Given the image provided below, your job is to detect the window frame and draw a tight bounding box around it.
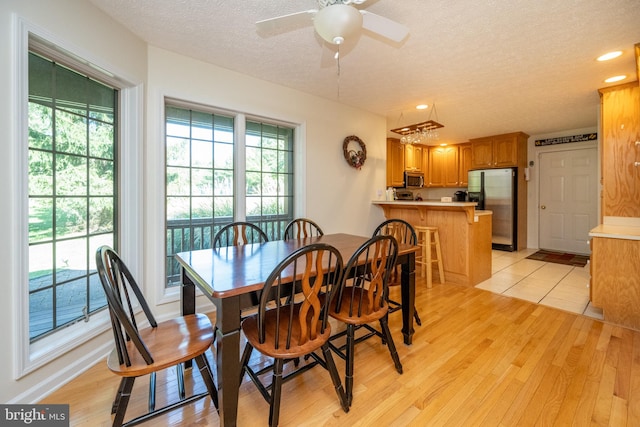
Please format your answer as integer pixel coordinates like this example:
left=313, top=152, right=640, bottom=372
left=27, top=50, right=118, bottom=342
left=163, top=99, right=300, bottom=288
left=12, top=17, right=144, bottom=378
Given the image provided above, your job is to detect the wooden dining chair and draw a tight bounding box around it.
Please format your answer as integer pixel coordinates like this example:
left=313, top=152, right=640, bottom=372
left=283, top=218, right=324, bottom=240
left=328, top=234, right=403, bottom=407
left=213, top=221, right=269, bottom=309
left=373, top=218, right=422, bottom=326
left=239, top=243, right=349, bottom=426
left=213, top=221, right=268, bottom=247
left=95, top=246, right=218, bottom=427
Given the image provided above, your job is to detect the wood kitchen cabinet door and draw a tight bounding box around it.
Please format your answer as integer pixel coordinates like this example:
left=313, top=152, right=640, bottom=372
left=458, top=143, right=472, bottom=186
left=599, top=82, right=640, bottom=217
left=470, top=132, right=527, bottom=169
left=492, top=134, right=519, bottom=167
left=405, top=144, right=424, bottom=172
left=470, top=138, right=493, bottom=168
left=591, top=236, right=640, bottom=329
left=428, top=146, right=459, bottom=187
left=386, top=138, right=405, bottom=187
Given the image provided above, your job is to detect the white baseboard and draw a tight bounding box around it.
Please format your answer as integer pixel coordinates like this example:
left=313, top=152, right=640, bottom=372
left=9, top=341, right=112, bottom=404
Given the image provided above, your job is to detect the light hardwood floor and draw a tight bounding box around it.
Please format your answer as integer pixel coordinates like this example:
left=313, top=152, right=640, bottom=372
left=41, top=274, right=640, bottom=426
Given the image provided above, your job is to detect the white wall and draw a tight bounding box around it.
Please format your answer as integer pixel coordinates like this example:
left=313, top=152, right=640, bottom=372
left=0, top=0, right=388, bottom=403
left=144, top=46, right=388, bottom=316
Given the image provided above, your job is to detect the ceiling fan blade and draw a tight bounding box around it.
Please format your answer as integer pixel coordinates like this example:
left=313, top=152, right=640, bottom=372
left=360, top=10, right=409, bottom=43
left=256, top=9, right=317, bottom=34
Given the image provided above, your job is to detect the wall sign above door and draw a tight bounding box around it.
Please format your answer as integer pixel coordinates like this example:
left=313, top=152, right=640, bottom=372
left=535, top=133, right=597, bottom=146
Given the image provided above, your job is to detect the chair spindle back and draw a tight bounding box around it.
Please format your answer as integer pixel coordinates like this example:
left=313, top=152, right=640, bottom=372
left=96, top=246, right=156, bottom=367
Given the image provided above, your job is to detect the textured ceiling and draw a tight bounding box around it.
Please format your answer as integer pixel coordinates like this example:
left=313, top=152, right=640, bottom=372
left=89, top=0, right=640, bottom=144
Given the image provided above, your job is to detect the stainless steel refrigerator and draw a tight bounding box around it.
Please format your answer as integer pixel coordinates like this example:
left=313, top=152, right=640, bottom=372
left=468, top=168, right=517, bottom=251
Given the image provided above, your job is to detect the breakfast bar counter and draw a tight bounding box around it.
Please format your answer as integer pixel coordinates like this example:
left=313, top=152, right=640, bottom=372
left=373, top=200, right=492, bottom=286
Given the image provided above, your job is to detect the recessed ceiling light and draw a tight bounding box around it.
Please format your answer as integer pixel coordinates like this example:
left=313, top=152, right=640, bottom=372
left=416, top=104, right=428, bottom=110
left=597, top=51, right=623, bottom=61
left=604, top=75, right=627, bottom=83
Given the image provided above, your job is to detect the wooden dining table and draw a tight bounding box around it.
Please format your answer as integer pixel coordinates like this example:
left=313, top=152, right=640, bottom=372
left=176, top=232, right=418, bottom=427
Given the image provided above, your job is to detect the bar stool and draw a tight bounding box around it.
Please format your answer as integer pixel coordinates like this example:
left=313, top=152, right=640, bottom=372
left=414, top=226, right=445, bottom=288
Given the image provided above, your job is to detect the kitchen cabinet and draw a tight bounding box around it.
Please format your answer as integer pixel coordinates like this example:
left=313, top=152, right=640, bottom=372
left=589, top=50, right=640, bottom=330
left=405, top=143, right=424, bottom=172
left=598, top=82, right=640, bottom=217
left=590, top=232, right=640, bottom=330
left=427, top=145, right=459, bottom=187
left=386, top=140, right=474, bottom=189
left=404, top=144, right=424, bottom=172
left=470, top=132, right=528, bottom=169
left=386, top=138, right=405, bottom=187
left=458, top=143, right=472, bottom=186
left=589, top=72, right=640, bottom=330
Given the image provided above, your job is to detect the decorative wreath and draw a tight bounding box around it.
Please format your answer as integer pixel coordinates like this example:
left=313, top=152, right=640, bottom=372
left=343, top=135, right=367, bottom=170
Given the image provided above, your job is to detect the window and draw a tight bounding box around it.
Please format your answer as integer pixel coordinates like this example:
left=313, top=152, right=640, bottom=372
left=245, top=120, right=294, bottom=233
left=27, top=52, right=117, bottom=341
left=165, top=104, right=294, bottom=287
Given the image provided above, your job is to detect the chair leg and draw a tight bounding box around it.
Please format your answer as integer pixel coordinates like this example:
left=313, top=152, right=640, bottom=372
left=379, top=316, right=403, bottom=374
left=269, top=358, right=285, bottom=427
left=426, top=230, right=433, bottom=288
left=345, top=324, right=355, bottom=407
left=176, top=363, right=186, bottom=400
left=148, top=372, right=156, bottom=412
left=414, top=307, right=422, bottom=326
left=321, top=343, right=350, bottom=412
left=239, top=343, right=253, bottom=384
left=194, top=353, right=219, bottom=410
left=112, top=377, right=135, bottom=427
left=111, top=375, right=130, bottom=415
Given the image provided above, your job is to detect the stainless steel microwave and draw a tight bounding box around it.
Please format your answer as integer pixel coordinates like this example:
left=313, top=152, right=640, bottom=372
left=404, top=171, right=424, bottom=188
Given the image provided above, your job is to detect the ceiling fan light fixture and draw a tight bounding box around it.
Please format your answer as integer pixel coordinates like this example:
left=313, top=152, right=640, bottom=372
left=314, top=4, right=363, bottom=45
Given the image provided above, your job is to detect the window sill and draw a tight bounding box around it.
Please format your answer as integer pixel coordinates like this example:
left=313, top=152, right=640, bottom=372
left=21, top=310, right=111, bottom=379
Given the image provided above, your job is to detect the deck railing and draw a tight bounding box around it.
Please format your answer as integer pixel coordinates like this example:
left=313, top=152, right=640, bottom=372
left=166, top=215, right=291, bottom=287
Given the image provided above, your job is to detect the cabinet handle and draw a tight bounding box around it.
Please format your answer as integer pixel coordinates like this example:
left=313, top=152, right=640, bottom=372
left=635, top=162, right=640, bottom=167
left=635, top=140, right=640, bottom=146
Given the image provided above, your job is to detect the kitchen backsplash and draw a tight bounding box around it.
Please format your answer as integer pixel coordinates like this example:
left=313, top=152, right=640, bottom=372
left=412, top=187, right=467, bottom=200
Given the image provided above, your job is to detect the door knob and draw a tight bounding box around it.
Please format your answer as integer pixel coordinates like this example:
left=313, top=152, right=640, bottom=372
left=541, top=205, right=546, bottom=209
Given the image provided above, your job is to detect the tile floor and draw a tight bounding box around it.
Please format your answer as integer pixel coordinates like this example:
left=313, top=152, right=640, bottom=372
left=476, top=248, right=603, bottom=320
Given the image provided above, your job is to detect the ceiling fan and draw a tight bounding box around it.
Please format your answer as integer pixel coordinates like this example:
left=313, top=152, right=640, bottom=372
left=256, top=0, right=409, bottom=47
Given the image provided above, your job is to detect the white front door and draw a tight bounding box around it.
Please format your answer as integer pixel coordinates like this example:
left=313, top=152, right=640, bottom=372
left=538, top=148, right=598, bottom=254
